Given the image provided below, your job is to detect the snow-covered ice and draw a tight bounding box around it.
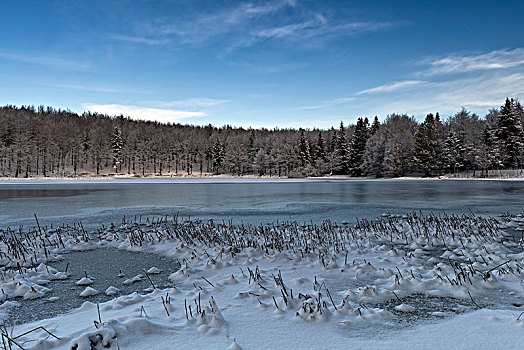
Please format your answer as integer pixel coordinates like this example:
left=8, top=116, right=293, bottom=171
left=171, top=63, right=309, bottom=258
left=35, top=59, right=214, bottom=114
left=1, top=212, right=523, bottom=349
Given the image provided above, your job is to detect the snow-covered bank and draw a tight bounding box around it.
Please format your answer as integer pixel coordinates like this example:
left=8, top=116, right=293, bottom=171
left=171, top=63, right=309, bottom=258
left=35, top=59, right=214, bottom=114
left=14, top=303, right=524, bottom=349
left=2, top=176, right=524, bottom=185
left=2, top=213, right=523, bottom=349
left=0, top=176, right=304, bottom=185
left=1, top=172, right=524, bottom=184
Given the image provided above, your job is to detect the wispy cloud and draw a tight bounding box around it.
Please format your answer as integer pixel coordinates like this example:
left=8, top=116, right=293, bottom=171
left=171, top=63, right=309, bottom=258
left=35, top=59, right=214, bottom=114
left=361, top=72, right=524, bottom=117
left=0, top=52, right=90, bottom=71
left=257, top=18, right=395, bottom=41
left=109, top=35, right=171, bottom=46
left=302, top=97, right=355, bottom=110
left=146, top=0, right=296, bottom=45
left=356, top=80, right=426, bottom=95
left=309, top=48, right=524, bottom=119
left=200, top=0, right=296, bottom=27
left=232, top=61, right=309, bottom=74
left=82, top=104, right=206, bottom=124
left=146, top=97, right=230, bottom=109
left=255, top=14, right=328, bottom=39
left=420, top=48, right=524, bottom=76
left=343, top=48, right=524, bottom=118
left=38, top=82, right=147, bottom=94
left=135, top=0, right=398, bottom=56
left=226, top=15, right=396, bottom=53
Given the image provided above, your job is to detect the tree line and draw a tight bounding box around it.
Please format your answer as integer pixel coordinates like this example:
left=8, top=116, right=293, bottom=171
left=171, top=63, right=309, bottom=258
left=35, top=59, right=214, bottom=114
left=0, top=98, right=522, bottom=178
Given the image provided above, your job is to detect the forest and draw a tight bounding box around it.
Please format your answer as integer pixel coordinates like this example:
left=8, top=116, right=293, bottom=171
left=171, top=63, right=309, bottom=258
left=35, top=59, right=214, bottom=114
left=0, top=98, right=523, bottom=178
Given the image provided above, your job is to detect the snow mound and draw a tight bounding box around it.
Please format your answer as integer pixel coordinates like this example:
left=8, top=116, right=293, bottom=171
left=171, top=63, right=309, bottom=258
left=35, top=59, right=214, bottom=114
left=105, top=286, right=121, bottom=296
left=131, top=275, right=143, bottom=282
left=23, top=286, right=48, bottom=300
left=80, top=287, right=99, bottom=298
left=395, top=303, right=416, bottom=312
left=229, top=339, right=243, bottom=350
left=69, top=318, right=170, bottom=350
left=76, top=277, right=94, bottom=286
left=147, top=267, right=161, bottom=274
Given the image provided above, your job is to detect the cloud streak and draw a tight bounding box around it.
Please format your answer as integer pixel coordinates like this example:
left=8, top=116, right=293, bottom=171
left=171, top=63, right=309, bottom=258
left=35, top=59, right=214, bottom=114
left=356, top=80, right=426, bottom=95
left=226, top=16, right=397, bottom=54
left=146, top=97, right=230, bottom=109
left=360, top=72, right=524, bottom=117
left=302, top=97, right=355, bottom=110
left=109, top=35, right=171, bottom=46
left=82, top=104, right=206, bottom=124
left=307, top=48, right=524, bottom=119
left=145, top=0, right=296, bottom=45
left=0, top=52, right=90, bottom=71
left=340, top=48, right=524, bottom=118
left=257, top=18, right=395, bottom=41
left=135, top=0, right=399, bottom=56
left=38, top=82, right=147, bottom=94
left=420, top=48, right=524, bottom=76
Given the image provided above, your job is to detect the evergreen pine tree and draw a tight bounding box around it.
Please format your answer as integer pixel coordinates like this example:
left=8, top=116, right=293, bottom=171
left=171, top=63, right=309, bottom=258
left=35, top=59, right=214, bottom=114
left=314, top=131, right=327, bottom=162
left=298, top=128, right=311, bottom=166
left=481, top=125, right=501, bottom=174
left=362, top=129, right=385, bottom=178
left=348, top=117, right=370, bottom=176
left=413, top=113, right=442, bottom=176
left=370, top=116, right=380, bottom=135
left=497, top=98, right=524, bottom=168
left=432, top=114, right=444, bottom=174
left=442, top=131, right=461, bottom=174
left=331, top=122, right=350, bottom=175
left=459, top=130, right=477, bottom=172
left=517, top=101, right=524, bottom=127
left=211, top=139, right=224, bottom=174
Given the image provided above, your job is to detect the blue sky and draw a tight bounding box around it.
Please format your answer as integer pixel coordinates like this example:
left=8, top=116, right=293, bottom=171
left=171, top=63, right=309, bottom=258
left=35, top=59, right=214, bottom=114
left=1, top=0, right=523, bottom=128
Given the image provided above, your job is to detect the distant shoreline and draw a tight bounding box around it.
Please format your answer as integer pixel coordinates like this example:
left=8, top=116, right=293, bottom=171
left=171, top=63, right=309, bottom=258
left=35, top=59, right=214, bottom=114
left=0, top=173, right=523, bottom=183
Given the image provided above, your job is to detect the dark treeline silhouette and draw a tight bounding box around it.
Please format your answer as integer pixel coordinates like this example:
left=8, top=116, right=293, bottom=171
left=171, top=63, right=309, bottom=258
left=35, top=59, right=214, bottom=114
left=0, top=98, right=523, bottom=178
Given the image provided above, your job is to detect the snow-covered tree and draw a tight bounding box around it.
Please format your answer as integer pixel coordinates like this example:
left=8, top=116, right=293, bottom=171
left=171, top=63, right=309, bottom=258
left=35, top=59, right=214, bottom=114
left=370, top=116, right=380, bottom=136
left=348, top=117, right=370, bottom=176
left=383, top=114, right=416, bottom=177
left=313, top=130, right=327, bottom=162
left=211, top=139, right=225, bottom=174
left=111, top=126, right=123, bottom=173
left=497, top=98, right=524, bottom=168
left=254, top=149, right=268, bottom=176
left=0, top=97, right=521, bottom=178
left=442, top=131, right=462, bottom=174
left=331, top=122, right=350, bottom=175
left=362, top=124, right=385, bottom=178
left=298, top=128, right=311, bottom=166
left=413, top=113, right=443, bottom=176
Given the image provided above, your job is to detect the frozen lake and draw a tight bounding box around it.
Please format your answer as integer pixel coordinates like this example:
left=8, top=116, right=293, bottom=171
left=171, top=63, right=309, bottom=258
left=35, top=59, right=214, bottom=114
left=0, top=178, right=523, bottom=229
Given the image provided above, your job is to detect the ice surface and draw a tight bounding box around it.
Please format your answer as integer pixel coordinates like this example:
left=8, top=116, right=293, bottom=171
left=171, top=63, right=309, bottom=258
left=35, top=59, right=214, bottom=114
left=1, top=179, right=524, bottom=231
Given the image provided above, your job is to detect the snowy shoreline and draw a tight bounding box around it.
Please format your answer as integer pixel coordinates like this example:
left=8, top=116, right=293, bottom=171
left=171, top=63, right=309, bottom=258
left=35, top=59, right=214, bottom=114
left=0, top=174, right=523, bottom=184
left=1, top=213, right=523, bottom=349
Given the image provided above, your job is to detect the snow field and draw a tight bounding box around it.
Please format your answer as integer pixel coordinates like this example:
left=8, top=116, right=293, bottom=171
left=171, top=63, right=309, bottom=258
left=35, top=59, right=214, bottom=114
left=1, top=212, right=523, bottom=349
